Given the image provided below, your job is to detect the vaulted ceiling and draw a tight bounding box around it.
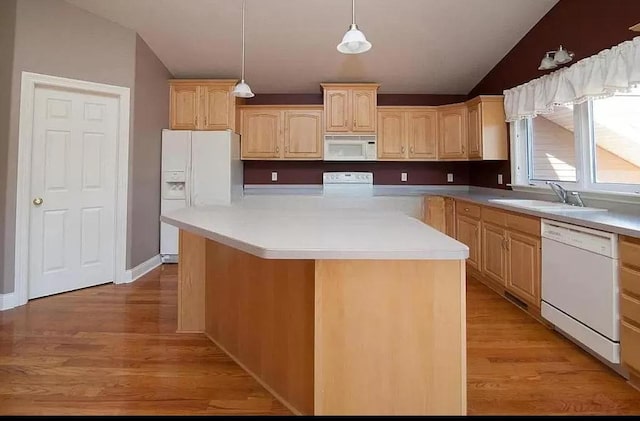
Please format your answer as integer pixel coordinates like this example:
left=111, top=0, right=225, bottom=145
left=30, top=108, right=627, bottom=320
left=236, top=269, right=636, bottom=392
left=66, top=0, right=558, bottom=94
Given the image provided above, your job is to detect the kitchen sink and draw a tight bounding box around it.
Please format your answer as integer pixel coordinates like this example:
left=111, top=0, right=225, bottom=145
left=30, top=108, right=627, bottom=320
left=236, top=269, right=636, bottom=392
left=488, top=198, right=607, bottom=212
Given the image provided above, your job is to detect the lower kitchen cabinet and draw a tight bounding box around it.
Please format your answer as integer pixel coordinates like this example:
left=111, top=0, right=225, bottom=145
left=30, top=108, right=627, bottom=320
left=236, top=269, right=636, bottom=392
left=456, top=214, right=481, bottom=272
left=482, top=222, right=507, bottom=286
left=506, top=231, right=541, bottom=307
left=620, top=235, right=640, bottom=388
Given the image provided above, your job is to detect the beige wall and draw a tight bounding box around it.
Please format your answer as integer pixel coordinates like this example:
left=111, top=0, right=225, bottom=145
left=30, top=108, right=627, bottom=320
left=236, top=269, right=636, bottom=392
left=129, top=35, right=172, bottom=267
left=0, top=0, right=17, bottom=296
left=2, top=0, right=171, bottom=294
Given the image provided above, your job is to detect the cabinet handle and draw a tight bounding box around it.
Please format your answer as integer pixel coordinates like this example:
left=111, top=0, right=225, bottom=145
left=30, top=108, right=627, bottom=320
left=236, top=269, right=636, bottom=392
left=285, top=146, right=288, bottom=153
left=401, top=146, right=405, bottom=153
left=462, top=145, right=465, bottom=153
left=410, top=147, right=414, bottom=153
left=505, top=238, right=510, bottom=251
left=204, top=116, right=207, bottom=126
left=353, top=119, right=356, bottom=127
left=276, top=146, right=280, bottom=153
left=465, top=208, right=470, bottom=212
left=195, top=116, right=198, bottom=126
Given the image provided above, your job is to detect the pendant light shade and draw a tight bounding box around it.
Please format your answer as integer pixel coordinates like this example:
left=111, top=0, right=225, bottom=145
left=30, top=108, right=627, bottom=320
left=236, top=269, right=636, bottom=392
left=553, top=45, right=572, bottom=65
left=233, top=0, right=254, bottom=98
left=538, top=52, right=557, bottom=71
left=337, top=0, right=371, bottom=54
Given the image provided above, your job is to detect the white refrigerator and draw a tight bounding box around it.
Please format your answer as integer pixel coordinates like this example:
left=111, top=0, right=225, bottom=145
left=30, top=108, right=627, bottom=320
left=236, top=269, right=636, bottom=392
left=160, top=129, right=243, bottom=263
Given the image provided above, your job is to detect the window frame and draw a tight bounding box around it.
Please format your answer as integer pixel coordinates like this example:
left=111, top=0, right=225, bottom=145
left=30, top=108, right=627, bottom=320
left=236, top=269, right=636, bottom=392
left=511, top=98, right=640, bottom=197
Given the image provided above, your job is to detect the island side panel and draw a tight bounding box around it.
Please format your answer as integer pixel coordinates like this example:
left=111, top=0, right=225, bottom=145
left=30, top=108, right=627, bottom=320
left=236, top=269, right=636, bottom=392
left=314, top=259, right=467, bottom=415
left=204, top=239, right=316, bottom=415
left=177, top=230, right=206, bottom=332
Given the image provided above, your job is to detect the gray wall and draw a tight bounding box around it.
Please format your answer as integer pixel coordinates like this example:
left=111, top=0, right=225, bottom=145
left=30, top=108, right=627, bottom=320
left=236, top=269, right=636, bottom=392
left=3, top=0, right=170, bottom=294
left=129, top=35, right=172, bottom=267
left=0, top=0, right=17, bottom=295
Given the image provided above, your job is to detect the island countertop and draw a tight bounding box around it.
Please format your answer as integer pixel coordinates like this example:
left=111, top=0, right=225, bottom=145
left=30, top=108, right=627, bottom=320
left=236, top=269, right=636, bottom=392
left=161, top=205, right=469, bottom=260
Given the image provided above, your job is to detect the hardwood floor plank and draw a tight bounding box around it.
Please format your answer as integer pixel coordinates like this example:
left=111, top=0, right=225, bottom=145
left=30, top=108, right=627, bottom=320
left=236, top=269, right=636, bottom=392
left=0, top=264, right=638, bottom=415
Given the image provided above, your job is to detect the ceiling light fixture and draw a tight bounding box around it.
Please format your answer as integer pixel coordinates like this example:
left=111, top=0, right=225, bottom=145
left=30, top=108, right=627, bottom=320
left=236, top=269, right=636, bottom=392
left=538, top=45, right=575, bottom=71
left=232, top=0, right=254, bottom=98
left=337, top=0, right=371, bottom=54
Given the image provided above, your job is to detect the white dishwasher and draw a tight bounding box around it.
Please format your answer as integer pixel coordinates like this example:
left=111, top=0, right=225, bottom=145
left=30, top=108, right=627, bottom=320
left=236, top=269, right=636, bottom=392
left=541, top=219, right=620, bottom=364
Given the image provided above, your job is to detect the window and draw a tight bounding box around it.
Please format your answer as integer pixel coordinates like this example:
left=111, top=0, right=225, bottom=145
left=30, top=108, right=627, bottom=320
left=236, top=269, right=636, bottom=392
left=512, top=89, right=640, bottom=195
left=528, top=105, right=577, bottom=182
left=591, top=93, right=640, bottom=186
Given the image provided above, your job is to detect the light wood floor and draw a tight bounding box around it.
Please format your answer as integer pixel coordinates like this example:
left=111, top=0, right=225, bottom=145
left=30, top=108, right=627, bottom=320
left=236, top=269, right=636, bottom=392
left=1, top=264, right=639, bottom=415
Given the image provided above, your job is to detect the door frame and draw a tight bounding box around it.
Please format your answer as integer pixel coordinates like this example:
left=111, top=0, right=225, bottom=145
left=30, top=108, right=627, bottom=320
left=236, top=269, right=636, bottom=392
left=14, top=71, right=131, bottom=306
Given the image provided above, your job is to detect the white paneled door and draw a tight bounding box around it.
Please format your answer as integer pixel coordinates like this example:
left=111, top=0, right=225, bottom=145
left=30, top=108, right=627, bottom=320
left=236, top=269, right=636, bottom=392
left=28, top=87, right=118, bottom=299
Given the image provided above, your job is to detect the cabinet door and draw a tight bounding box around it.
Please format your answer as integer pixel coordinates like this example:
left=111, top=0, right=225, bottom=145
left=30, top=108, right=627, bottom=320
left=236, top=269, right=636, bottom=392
left=444, top=198, right=456, bottom=238
left=325, top=90, right=350, bottom=132
left=482, top=223, right=507, bottom=286
left=351, top=89, right=377, bottom=132
left=284, top=110, right=323, bottom=159
left=241, top=110, right=282, bottom=159
left=407, top=110, right=437, bottom=159
left=170, top=84, right=199, bottom=130
left=467, top=102, right=482, bottom=159
left=425, top=196, right=446, bottom=232
left=202, top=85, right=232, bottom=130
left=506, top=231, right=541, bottom=307
left=456, top=215, right=481, bottom=271
left=377, top=111, right=406, bottom=159
left=438, top=106, right=468, bottom=160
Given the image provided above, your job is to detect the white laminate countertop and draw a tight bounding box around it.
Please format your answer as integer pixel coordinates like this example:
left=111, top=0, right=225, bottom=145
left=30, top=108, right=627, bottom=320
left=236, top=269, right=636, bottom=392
left=161, top=206, right=469, bottom=260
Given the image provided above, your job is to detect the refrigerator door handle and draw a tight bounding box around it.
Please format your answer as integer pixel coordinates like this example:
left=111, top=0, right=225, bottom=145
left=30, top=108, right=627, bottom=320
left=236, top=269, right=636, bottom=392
left=186, top=134, right=193, bottom=207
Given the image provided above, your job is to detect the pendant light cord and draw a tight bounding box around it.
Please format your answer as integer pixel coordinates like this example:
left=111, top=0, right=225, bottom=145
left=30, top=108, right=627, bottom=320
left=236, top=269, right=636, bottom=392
left=352, top=0, right=356, bottom=25
left=241, top=0, right=246, bottom=81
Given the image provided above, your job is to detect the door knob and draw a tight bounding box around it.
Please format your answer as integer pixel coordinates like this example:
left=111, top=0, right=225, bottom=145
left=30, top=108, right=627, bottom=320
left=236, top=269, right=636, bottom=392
left=33, top=197, right=43, bottom=206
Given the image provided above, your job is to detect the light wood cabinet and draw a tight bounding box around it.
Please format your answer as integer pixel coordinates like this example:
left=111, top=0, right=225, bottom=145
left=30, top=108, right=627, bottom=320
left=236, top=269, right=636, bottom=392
left=378, top=107, right=438, bottom=160
left=321, top=83, right=379, bottom=133
left=424, top=196, right=456, bottom=237
left=482, top=222, right=507, bottom=286
left=438, top=104, right=468, bottom=160
left=506, top=231, right=541, bottom=307
left=169, top=79, right=237, bottom=131
left=620, top=236, right=640, bottom=387
left=240, top=106, right=323, bottom=160
left=466, top=96, right=508, bottom=160
left=456, top=214, right=481, bottom=271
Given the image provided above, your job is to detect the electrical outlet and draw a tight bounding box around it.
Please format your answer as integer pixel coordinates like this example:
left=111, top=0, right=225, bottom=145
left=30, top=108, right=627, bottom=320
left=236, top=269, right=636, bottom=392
left=401, top=172, right=408, bottom=182
left=498, top=174, right=504, bottom=185
left=271, top=171, right=278, bottom=182
left=447, top=173, right=454, bottom=183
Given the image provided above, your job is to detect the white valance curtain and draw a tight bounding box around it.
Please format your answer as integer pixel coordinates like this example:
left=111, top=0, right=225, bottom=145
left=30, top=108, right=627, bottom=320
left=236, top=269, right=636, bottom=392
left=503, top=36, right=640, bottom=122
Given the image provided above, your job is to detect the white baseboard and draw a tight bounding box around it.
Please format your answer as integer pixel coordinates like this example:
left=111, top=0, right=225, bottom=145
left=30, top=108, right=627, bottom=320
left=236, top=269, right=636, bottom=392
left=0, top=292, right=18, bottom=311
left=119, top=254, right=162, bottom=284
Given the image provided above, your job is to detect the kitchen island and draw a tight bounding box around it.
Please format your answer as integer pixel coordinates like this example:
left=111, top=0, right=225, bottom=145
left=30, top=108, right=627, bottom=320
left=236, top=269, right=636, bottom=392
left=161, top=206, right=469, bottom=415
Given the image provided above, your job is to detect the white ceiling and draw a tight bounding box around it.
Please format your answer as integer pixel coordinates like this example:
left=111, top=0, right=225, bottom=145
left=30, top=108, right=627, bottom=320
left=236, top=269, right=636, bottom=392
left=66, top=0, right=559, bottom=94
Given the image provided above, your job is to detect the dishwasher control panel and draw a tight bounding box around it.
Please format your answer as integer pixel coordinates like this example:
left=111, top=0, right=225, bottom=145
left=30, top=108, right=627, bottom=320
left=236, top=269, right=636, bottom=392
left=541, top=219, right=618, bottom=258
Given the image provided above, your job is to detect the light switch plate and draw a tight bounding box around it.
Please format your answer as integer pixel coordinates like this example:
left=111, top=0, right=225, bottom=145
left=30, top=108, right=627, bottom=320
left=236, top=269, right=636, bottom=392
left=447, top=173, right=454, bottom=183
left=271, top=171, right=278, bottom=182
left=498, top=174, right=504, bottom=185
left=401, top=172, right=408, bottom=182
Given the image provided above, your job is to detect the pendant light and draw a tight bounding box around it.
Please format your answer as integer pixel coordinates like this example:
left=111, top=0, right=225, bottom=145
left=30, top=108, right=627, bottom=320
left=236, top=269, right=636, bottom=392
left=232, top=0, right=254, bottom=98
left=337, top=0, right=372, bottom=54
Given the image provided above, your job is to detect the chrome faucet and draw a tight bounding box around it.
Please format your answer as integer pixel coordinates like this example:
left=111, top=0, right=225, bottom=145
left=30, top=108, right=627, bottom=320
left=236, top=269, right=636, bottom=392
left=568, top=191, right=585, bottom=207
left=547, top=181, right=568, bottom=204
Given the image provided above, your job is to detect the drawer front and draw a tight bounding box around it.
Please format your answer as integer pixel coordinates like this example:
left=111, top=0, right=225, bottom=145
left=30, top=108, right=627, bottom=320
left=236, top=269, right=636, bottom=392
left=621, top=266, right=640, bottom=298
left=506, top=213, right=541, bottom=237
left=456, top=201, right=481, bottom=219
left=621, top=321, right=640, bottom=373
left=482, top=207, right=507, bottom=227
left=622, top=293, right=640, bottom=325
left=621, top=237, right=640, bottom=270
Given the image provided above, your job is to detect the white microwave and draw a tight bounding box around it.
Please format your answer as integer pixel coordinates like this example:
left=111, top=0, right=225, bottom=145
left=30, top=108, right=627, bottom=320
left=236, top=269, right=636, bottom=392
left=324, top=135, right=377, bottom=161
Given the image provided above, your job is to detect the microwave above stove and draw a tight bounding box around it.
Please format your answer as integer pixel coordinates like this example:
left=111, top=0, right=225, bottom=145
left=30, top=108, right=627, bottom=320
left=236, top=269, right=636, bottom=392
left=324, top=135, right=377, bottom=161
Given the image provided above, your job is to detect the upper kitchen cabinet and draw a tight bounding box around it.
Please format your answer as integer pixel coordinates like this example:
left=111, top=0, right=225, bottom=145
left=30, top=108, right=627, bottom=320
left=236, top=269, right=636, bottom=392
left=466, top=96, right=508, bottom=160
left=377, top=107, right=438, bottom=160
left=169, top=79, right=238, bottom=131
left=239, top=106, right=323, bottom=160
left=438, top=103, right=468, bottom=160
left=321, top=83, right=379, bottom=133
